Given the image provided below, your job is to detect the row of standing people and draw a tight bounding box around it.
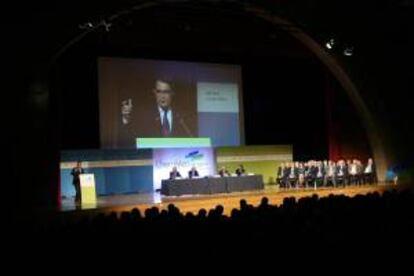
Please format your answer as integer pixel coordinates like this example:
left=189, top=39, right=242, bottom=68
left=276, top=158, right=377, bottom=188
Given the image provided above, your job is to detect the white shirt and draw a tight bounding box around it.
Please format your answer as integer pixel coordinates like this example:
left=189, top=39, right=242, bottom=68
left=364, top=164, right=372, bottom=173
left=338, top=166, right=344, bottom=176
left=158, top=106, right=173, bottom=131
left=317, top=168, right=322, bottom=178
left=350, top=164, right=357, bottom=175
left=328, top=166, right=335, bottom=176
left=289, top=168, right=296, bottom=178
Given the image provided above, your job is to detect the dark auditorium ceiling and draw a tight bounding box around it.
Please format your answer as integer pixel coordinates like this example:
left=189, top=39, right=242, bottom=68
left=5, top=0, right=413, bottom=65
left=5, top=1, right=414, bottom=136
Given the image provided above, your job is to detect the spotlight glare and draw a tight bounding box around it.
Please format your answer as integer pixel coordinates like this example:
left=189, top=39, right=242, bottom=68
left=79, top=22, right=94, bottom=30
left=325, top=38, right=335, bottom=50
left=344, top=47, right=354, bottom=56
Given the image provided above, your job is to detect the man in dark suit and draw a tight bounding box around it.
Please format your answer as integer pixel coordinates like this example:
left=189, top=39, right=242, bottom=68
left=276, top=163, right=285, bottom=187
left=364, top=158, right=377, bottom=184
left=141, top=79, right=194, bottom=137
left=288, top=162, right=298, bottom=188
left=305, top=161, right=317, bottom=188
left=235, top=164, right=246, bottom=176
left=336, top=160, right=347, bottom=186
left=169, top=166, right=182, bottom=180
left=118, top=79, right=196, bottom=148
left=71, top=161, right=85, bottom=204
left=152, top=79, right=194, bottom=137
left=188, top=166, right=200, bottom=179
left=218, top=166, right=230, bottom=177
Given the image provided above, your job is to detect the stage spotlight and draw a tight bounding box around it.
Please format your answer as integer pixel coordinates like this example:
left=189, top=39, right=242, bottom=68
left=344, top=47, right=354, bottom=56
left=325, top=38, right=335, bottom=50
left=79, top=22, right=94, bottom=29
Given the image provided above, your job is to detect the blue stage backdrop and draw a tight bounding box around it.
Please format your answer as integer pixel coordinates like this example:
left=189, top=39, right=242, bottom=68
left=60, top=149, right=153, bottom=198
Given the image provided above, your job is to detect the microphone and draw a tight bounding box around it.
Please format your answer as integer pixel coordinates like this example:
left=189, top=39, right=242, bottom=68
left=176, top=112, right=194, bottom=137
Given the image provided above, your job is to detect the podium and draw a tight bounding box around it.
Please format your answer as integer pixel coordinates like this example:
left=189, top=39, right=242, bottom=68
left=79, top=173, right=97, bottom=206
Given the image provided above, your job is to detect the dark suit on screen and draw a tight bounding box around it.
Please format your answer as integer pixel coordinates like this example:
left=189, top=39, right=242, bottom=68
left=119, top=106, right=195, bottom=148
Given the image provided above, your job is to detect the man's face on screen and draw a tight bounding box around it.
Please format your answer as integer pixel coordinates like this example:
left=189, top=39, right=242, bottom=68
left=154, top=80, right=173, bottom=110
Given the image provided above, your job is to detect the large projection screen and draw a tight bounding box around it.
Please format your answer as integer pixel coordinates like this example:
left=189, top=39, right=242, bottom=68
left=98, top=57, right=245, bottom=148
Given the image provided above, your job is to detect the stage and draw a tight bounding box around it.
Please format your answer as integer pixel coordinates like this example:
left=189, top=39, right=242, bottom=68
left=61, top=183, right=398, bottom=216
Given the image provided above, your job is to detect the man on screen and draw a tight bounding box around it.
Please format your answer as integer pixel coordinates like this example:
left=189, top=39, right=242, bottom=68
left=152, top=79, right=193, bottom=137
left=117, top=78, right=196, bottom=147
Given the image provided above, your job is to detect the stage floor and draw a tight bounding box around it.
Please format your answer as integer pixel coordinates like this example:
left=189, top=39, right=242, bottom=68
left=61, top=183, right=398, bottom=216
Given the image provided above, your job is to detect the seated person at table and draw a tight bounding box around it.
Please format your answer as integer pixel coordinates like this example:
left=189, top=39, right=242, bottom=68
left=169, top=166, right=182, bottom=180
left=235, top=164, right=246, bottom=176
left=188, top=166, right=199, bottom=179
left=218, top=166, right=231, bottom=177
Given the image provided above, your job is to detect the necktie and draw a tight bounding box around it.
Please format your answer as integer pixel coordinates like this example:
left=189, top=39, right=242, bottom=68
left=162, top=110, right=170, bottom=136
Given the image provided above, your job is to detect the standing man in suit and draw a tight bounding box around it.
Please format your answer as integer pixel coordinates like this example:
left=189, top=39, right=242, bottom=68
left=71, top=161, right=85, bottom=204
left=277, top=163, right=286, bottom=187
left=288, top=162, right=298, bottom=188
left=336, top=160, right=347, bottom=186
left=364, top=158, right=377, bottom=184
left=325, top=160, right=337, bottom=187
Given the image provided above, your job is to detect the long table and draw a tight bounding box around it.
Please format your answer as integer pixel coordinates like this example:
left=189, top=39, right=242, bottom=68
left=161, top=175, right=264, bottom=196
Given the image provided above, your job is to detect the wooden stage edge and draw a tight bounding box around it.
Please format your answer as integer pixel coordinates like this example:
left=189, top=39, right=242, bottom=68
left=68, top=183, right=406, bottom=217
